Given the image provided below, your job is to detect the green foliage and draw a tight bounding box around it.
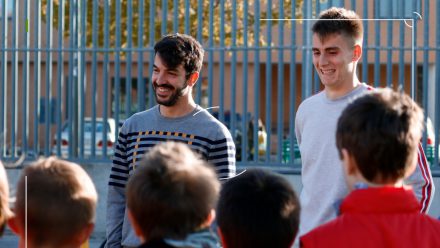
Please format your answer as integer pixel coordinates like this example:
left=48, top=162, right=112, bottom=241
left=41, top=0, right=304, bottom=48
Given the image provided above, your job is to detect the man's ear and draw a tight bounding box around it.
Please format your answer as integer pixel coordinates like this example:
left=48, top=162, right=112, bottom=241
left=187, top=72, right=199, bottom=87
left=352, top=44, right=362, bottom=61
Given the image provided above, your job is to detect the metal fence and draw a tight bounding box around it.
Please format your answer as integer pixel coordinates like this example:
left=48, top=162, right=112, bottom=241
left=0, top=0, right=439, bottom=171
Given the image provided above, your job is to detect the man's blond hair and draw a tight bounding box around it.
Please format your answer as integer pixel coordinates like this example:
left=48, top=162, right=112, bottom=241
left=15, top=157, right=97, bottom=246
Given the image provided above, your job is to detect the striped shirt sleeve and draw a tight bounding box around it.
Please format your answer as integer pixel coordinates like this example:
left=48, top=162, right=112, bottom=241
left=208, top=133, right=236, bottom=180
left=106, top=125, right=129, bottom=247
left=109, top=129, right=129, bottom=188
left=404, top=143, right=435, bottom=213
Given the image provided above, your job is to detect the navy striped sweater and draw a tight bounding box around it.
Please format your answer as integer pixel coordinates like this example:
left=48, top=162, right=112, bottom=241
left=106, top=105, right=236, bottom=247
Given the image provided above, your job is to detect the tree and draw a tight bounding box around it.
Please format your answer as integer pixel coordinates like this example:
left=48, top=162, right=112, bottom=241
left=41, top=0, right=305, bottom=49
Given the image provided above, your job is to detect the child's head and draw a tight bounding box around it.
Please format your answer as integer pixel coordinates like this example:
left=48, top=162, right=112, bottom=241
left=217, top=169, right=300, bottom=248
left=336, top=88, right=424, bottom=187
left=0, top=161, right=12, bottom=236
left=126, top=142, right=220, bottom=242
left=10, top=157, right=97, bottom=248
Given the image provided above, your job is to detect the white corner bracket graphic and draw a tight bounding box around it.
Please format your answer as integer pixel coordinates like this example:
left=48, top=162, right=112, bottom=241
left=403, top=11, right=422, bottom=28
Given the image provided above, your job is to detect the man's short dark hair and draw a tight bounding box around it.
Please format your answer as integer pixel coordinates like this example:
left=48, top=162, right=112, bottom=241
left=312, top=7, right=363, bottom=45
left=154, top=33, right=204, bottom=78
left=336, top=88, right=424, bottom=183
left=217, top=169, right=300, bottom=248
left=126, top=142, right=220, bottom=240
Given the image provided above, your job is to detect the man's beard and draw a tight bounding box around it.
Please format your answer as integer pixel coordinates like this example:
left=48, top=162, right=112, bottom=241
left=153, top=81, right=187, bottom=107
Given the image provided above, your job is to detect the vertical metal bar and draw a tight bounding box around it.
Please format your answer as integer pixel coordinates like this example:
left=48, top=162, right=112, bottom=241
left=103, top=0, right=110, bottom=156
left=68, top=0, right=74, bottom=157
left=32, top=0, right=41, bottom=157
left=195, top=0, right=203, bottom=105
left=265, top=0, right=272, bottom=162
left=290, top=3, right=297, bottom=163
left=230, top=0, right=237, bottom=160
left=386, top=0, right=393, bottom=87
left=361, top=1, right=368, bottom=83
left=79, top=0, right=87, bottom=157
left=208, top=0, right=214, bottom=108
left=10, top=0, right=18, bottom=157
left=56, top=0, right=65, bottom=156
left=410, top=9, right=416, bottom=100
left=125, top=0, right=133, bottom=118
left=434, top=0, right=440, bottom=167
left=147, top=0, right=156, bottom=108
left=173, top=0, right=178, bottom=33
left=411, top=24, right=417, bottom=101
left=44, top=0, right=53, bottom=156
left=398, top=5, right=405, bottom=89
left=253, top=1, right=260, bottom=162
left=422, top=0, right=429, bottom=153
left=137, top=0, right=145, bottom=113
left=373, top=12, right=380, bottom=88
left=351, top=0, right=356, bottom=10
left=219, top=0, right=225, bottom=122
left=91, top=0, right=98, bottom=157
left=277, top=0, right=284, bottom=163
left=313, top=0, right=321, bottom=94
left=0, top=0, right=6, bottom=157
left=67, top=1, right=74, bottom=158
left=74, top=0, right=81, bottom=159
left=184, top=0, right=190, bottom=34
left=161, top=0, right=167, bottom=35
left=126, top=0, right=133, bottom=120
left=302, top=0, right=312, bottom=100
left=115, top=0, right=122, bottom=139
left=22, top=0, right=31, bottom=157
left=242, top=0, right=248, bottom=162
left=0, top=0, right=8, bottom=158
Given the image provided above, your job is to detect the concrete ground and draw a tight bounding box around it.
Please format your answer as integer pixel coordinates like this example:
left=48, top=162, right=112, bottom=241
left=1, top=163, right=439, bottom=247
left=0, top=229, right=105, bottom=248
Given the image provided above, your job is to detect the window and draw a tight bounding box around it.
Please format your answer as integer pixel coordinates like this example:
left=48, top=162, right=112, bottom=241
left=376, top=0, right=421, bottom=19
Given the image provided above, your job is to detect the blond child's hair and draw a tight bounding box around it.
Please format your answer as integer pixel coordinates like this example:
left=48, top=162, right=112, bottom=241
left=14, top=157, right=97, bottom=247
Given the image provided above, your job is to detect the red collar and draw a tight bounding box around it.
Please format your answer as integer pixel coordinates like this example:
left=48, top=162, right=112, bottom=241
left=341, top=187, right=421, bottom=214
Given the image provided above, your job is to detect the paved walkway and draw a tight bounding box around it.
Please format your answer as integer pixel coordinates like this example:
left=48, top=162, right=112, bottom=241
left=0, top=229, right=106, bottom=248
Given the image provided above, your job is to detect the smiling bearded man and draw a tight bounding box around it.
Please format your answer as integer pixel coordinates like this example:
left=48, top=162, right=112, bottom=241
left=106, top=33, right=236, bottom=248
